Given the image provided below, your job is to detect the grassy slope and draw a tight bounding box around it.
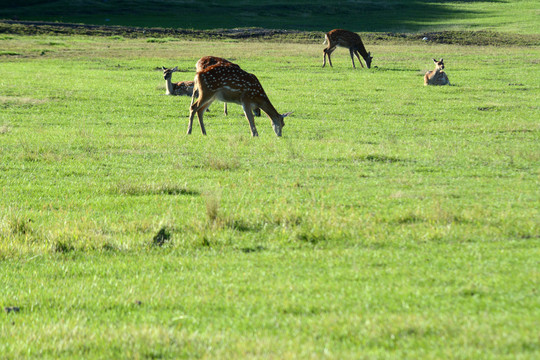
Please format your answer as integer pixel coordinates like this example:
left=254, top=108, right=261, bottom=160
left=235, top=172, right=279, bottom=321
left=0, top=36, right=539, bottom=358
left=0, top=0, right=539, bottom=34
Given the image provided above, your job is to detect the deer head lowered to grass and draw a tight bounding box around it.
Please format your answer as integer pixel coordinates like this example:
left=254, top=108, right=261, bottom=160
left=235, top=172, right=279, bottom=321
left=323, top=29, right=373, bottom=69
left=188, top=63, right=291, bottom=137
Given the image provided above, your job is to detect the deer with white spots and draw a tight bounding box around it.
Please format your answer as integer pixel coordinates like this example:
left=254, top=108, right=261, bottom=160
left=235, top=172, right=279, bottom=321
left=424, top=58, right=450, bottom=86
left=188, top=64, right=291, bottom=137
left=192, top=56, right=260, bottom=116
left=162, top=67, right=194, bottom=96
left=323, top=29, right=373, bottom=69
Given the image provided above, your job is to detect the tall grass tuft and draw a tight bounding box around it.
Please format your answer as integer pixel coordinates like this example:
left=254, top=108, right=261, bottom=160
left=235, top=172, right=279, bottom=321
left=204, top=191, right=221, bottom=226
left=205, top=154, right=240, bottom=171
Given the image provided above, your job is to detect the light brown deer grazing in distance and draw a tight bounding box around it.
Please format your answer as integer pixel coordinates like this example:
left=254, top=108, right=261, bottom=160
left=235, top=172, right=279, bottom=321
left=193, top=56, right=260, bottom=116
left=188, top=64, right=291, bottom=137
left=162, top=66, right=194, bottom=96
left=323, top=29, right=373, bottom=69
left=424, top=59, right=450, bottom=86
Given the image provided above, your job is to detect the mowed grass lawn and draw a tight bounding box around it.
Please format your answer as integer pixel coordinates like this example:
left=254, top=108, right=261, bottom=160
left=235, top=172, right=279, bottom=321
left=0, top=36, right=539, bottom=358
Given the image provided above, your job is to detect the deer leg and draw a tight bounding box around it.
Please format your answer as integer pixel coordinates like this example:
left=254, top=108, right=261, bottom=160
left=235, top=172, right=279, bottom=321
left=191, top=87, right=210, bottom=113
left=197, top=99, right=215, bottom=135
left=197, top=108, right=206, bottom=135
left=242, top=103, right=259, bottom=137
left=187, top=88, right=199, bottom=134
left=224, top=103, right=228, bottom=116
left=349, top=48, right=357, bottom=69
left=327, top=48, right=335, bottom=67
left=354, top=50, right=365, bottom=68
left=187, top=97, right=199, bottom=134
left=323, top=47, right=336, bottom=67
left=189, top=96, right=213, bottom=135
left=187, top=107, right=196, bottom=135
left=189, top=88, right=198, bottom=108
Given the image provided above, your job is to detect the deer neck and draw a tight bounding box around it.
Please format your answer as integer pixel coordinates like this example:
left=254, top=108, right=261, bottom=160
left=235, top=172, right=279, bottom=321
left=434, top=67, right=445, bottom=79
left=428, top=66, right=441, bottom=79
left=258, top=97, right=280, bottom=120
left=354, top=41, right=369, bottom=60
left=165, top=77, right=175, bottom=95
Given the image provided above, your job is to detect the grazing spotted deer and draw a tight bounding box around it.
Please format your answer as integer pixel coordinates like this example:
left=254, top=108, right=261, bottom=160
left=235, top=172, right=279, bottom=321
left=188, top=64, right=291, bottom=137
left=193, top=56, right=260, bottom=116
left=323, top=29, right=373, bottom=69
left=424, top=59, right=450, bottom=86
left=162, top=67, right=194, bottom=96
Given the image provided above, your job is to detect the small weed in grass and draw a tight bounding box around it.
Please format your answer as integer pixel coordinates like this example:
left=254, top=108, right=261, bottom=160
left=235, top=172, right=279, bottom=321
left=4, top=306, right=20, bottom=314
left=201, top=236, right=211, bottom=247
left=239, top=245, right=266, bottom=253
left=53, top=239, right=75, bottom=253
left=151, top=226, right=171, bottom=247
left=9, top=217, right=32, bottom=236
left=101, top=242, right=118, bottom=252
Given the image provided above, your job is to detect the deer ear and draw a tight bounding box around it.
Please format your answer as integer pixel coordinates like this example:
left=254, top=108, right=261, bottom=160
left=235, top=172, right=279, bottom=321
left=281, top=111, right=293, bottom=118
left=172, top=66, right=178, bottom=72
left=162, top=66, right=166, bottom=70
left=433, top=58, right=438, bottom=62
left=440, top=59, right=443, bottom=62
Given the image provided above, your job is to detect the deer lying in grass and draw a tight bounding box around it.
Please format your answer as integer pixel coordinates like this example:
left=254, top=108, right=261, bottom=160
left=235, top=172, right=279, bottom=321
left=193, top=56, right=260, bottom=116
left=424, top=59, right=450, bottom=86
left=188, top=64, right=291, bottom=137
left=162, top=66, right=194, bottom=96
left=162, top=65, right=219, bottom=114
left=323, top=29, right=373, bottom=69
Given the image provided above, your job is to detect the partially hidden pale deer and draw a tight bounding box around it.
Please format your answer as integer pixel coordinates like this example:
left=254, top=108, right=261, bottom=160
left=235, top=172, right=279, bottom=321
left=424, top=59, right=450, bottom=86
left=188, top=64, right=291, bottom=137
left=323, top=29, right=373, bottom=69
left=193, top=56, right=260, bottom=116
left=162, top=66, right=194, bottom=96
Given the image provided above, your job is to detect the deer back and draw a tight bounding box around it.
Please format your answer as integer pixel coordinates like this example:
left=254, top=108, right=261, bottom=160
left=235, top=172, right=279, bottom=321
left=327, top=29, right=362, bottom=48
left=197, top=65, right=266, bottom=100
left=173, top=81, right=195, bottom=96
left=196, top=56, right=238, bottom=73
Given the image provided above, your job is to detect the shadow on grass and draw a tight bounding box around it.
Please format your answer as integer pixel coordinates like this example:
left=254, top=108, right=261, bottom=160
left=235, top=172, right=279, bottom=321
left=0, top=1, right=504, bottom=32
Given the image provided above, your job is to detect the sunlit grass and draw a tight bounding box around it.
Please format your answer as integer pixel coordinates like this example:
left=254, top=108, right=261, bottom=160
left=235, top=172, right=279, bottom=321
left=0, top=35, right=539, bottom=358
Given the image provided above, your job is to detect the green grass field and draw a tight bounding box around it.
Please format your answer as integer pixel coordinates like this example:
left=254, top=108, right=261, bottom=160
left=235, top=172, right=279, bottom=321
left=1, top=1, right=539, bottom=358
